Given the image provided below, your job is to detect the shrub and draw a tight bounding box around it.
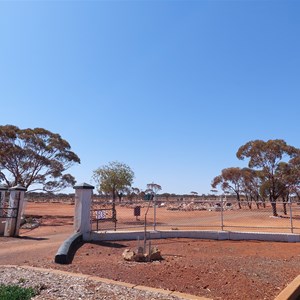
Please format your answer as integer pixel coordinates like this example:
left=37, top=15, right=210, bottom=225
left=0, top=284, right=37, bottom=300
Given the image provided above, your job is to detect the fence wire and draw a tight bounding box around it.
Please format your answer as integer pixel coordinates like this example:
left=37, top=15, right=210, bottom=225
left=91, top=198, right=300, bottom=233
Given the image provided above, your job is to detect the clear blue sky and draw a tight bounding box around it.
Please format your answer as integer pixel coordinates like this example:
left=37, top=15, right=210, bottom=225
left=1, top=0, right=299, bottom=195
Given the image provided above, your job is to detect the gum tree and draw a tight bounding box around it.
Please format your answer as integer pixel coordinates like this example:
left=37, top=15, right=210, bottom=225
left=288, top=156, right=300, bottom=201
left=236, top=139, right=300, bottom=216
left=211, top=167, right=244, bottom=209
left=0, top=125, right=80, bottom=192
left=241, top=168, right=265, bottom=209
left=93, top=161, right=134, bottom=203
left=146, top=182, right=162, bottom=194
left=93, top=161, right=134, bottom=223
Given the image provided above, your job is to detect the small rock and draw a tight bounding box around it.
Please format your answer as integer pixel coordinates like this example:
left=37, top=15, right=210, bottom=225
left=149, top=247, right=162, bottom=261
left=134, top=253, right=147, bottom=262
left=122, top=249, right=135, bottom=261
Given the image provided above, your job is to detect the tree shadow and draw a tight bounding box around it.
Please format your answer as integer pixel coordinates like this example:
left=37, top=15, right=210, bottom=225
left=279, top=214, right=300, bottom=220
left=87, top=240, right=127, bottom=248
left=122, top=221, right=166, bottom=226
left=17, top=236, right=49, bottom=241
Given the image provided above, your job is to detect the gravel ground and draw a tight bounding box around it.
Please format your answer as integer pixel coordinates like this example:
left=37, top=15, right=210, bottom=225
left=0, top=266, right=199, bottom=300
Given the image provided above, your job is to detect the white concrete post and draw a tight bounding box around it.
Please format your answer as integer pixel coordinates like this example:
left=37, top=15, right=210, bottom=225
left=4, top=184, right=27, bottom=237
left=73, top=182, right=94, bottom=241
left=0, top=185, right=8, bottom=235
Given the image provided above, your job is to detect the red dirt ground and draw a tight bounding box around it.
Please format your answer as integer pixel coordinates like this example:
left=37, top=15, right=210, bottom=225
left=1, top=202, right=300, bottom=300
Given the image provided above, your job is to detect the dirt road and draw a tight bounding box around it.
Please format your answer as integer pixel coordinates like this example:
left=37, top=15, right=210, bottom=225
left=0, top=224, right=73, bottom=265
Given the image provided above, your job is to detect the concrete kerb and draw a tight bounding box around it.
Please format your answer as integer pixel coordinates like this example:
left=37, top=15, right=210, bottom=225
left=3, top=265, right=211, bottom=300
left=54, top=232, right=83, bottom=264
left=275, top=275, right=300, bottom=300
left=88, top=229, right=300, bottom=243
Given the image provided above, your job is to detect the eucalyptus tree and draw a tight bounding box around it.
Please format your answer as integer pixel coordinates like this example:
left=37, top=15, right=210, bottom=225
left=236, top=139, right=300, bottom=216
left=93, top=161, right=134, bottom=203
left=274, top=159, right=300, bottom=213
left=131, top=187, right=141, bottom=202
left=146, top=182, right=162, bottom=194
left=287, top=156, right=300, bottom=203
left=0, top=125, right=80, bottom=192
left=240, top=168, right=265, bottom=209
left=211, top=167, right=244, bottom=209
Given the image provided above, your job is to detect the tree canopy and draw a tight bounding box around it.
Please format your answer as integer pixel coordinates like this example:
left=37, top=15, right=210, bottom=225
left=211, top=167, right=244, bottom=208
left=0, top=125, right=80, bottom=192
left=146, top=182, right=162, bottom=194
left=237, top=139, right=300, bottom=215
left=212, top=139, right=300, bottom=216
left=93, top=161, right=134, bottom=202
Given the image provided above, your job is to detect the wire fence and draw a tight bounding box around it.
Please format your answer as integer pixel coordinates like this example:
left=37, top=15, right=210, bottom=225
left=91, top=198, right=300, bottom=234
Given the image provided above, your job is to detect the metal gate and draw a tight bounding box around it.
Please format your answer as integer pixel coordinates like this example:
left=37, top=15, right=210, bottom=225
left=91, top=198, right=117, bottom=231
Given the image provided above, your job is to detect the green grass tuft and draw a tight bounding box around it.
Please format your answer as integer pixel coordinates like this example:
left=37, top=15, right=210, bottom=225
left=0, top=284, right=37, bottom=300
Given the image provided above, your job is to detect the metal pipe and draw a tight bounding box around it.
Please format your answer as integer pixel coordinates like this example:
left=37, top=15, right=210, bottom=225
left=144, top=199, right=151, bottom=252
left=221, top=196, right=224, bottom=231
left=289, top=197, right=294, bottom=233
left=153, top=193, right=157, bottom=231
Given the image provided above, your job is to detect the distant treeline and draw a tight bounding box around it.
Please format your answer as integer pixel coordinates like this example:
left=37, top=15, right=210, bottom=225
left=25, top=192, right=237, bottom=203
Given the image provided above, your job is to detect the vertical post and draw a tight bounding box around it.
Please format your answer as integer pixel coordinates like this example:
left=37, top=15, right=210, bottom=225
left=73, top=182, right=94, bottom=241
left=153, top=192, right=157, bottom=231
left=4, top=184, right=27, bottom=237
left=221, top=196, right=224, bottom=231
left=289, top=197, right=294, bottom=234
left=0, top=185, right=8, bottom=235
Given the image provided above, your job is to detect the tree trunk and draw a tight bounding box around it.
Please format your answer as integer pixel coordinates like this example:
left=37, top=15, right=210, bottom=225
left=296, top=192, right=300, bottom=204
left=112, top=190, right=117, bottom=226
left=236, top=193, right=241, bottom=209
left=282, top=196, right=288, bottom=215
left=245, top=194, right=252, bottom=209
left=255, top=195, right=260, bottom=209
left=118, top=193, right=122, bottom=202
left=271, top=201, right=278, bottom=217
left=283, top=203, right=287, bottom=215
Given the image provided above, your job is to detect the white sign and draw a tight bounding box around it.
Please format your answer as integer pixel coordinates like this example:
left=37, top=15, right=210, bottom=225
left=96, top=210, right=106, bottom=220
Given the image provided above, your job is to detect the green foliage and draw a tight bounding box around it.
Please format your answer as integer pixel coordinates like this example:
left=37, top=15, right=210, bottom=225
left=212, top=139, right=300, bottom=216
left=0, top=125, right=80, bottom=192
left=93, top=161, right=134, bottom=201
left=236, top=139, right=299, bottom=171
left=146, top=182, right=162, bottom=193
left=211, top=167, right=244, bottom=194
left=236, top=139, right=300, bottom=203
left=143, top=193, right=154, bottom=201
left=0, top=284, right=37, bottom=300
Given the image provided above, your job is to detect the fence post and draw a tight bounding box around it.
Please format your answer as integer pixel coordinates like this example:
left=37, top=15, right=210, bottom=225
left=153, top=193, right=157, bottom=231
left=221, top=196, right=224, bottom=231
left=4, top=184, right=27, bottom=237
left=0, top=185, right=8, bottom=235
left=73, top=182, right=94, bottom=241
left=289, top=198, right=294, bottom=234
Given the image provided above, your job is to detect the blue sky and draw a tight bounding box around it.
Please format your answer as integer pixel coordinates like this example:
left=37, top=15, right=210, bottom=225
left=1, top=0, right=300, bottom=195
